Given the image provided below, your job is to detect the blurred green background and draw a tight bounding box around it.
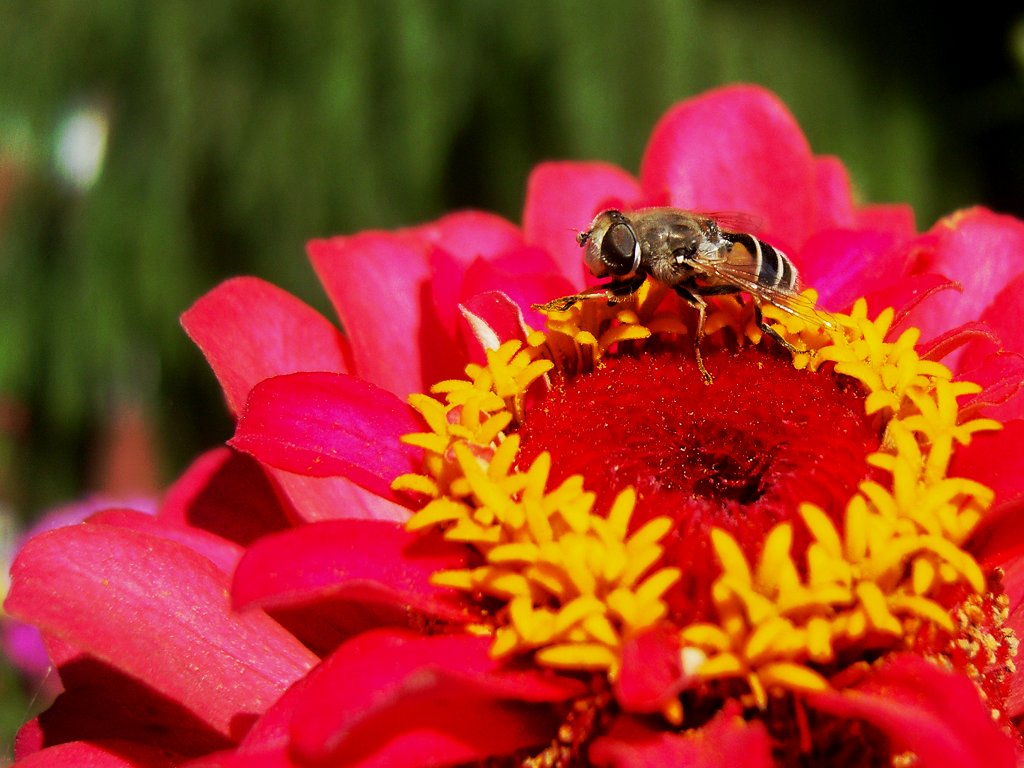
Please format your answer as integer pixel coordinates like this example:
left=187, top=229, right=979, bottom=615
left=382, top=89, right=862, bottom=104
left=1, top=0, right=1023, bottom=747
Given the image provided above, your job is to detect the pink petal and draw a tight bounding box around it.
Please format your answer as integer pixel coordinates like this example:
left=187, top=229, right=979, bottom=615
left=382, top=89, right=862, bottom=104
left=423, top=213, right=528, bottom=346
left=87, top=508, right=243, bottom=576
left=429, top=245, right=571, bottom=355
left=807, top=654, right=1016, bottom=768
left=640, top=85, right=816, bottom=247
left=855, top=203, right=917, bottom=238
left=232, top=520, right=473, bottom=653
left=229, top=653, right=312, bottom=755
left=960, top=273, right=1024, bottom=369
left=267, top=469, right=411, bottom=524
left=181, top=277, right=350, bottom=418
left=309, top=232, right=449, bottom=398
left=309, top=213, right=524, bottom=398
left=159, top=448, right=294, bottom=545
left=918, top=321, right=1002, bottom=364
left=459, top=290, right=530, bottom=362
left=460, top=249, right=576, bottom=332
left=522, top=161, right=642, bottom=282
left=957, top=352, right=1024, bottom=422
left=290, top=629, right=585, bottom=767
left=230, top=372, right=421, bottom=500
left=797, top=228, right=910, bottom=311
left=12, top=740, right=181, bottom=768
left=428, top=247, right=472, bottom=348
left=14, top=718, right=44, bottom=758
left=182, top=655, right=319, bottom=767
left=163, top=439, right=410, bottom=527
left=904, top=208, right=1024, bottom=362
left=811, top=156, right=856, bottom=229
left=614, top=626, right=690, bottom=714
left=865, top=273, right=960, bottom=336
left=411, top=210, right=525, bottom=266
left=589, top=706, right=774, bottom=768
left=5, top=524, right=317, bottom=752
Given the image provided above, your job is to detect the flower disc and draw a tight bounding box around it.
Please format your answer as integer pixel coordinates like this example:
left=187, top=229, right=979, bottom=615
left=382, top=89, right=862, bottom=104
left=519, top=346, right=881, bottom=621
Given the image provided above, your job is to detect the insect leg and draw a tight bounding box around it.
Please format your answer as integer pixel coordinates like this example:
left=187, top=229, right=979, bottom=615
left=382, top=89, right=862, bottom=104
left=754, top=303, right=800, bottom=354
left=532, top=274, right=646, bottom=313
left=673, top=283, right=713, bottom=385
left=604, top=273, right=646, bottom=302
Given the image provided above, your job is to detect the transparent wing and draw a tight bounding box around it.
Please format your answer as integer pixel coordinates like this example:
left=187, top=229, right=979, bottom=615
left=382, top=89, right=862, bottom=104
left=701, top=211, right=764, bottom=234
left=689, top=246, right=838, bottom=330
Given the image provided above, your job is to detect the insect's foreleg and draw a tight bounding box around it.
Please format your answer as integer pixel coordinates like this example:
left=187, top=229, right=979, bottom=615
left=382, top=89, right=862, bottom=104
left=532, top=274, right=646, bottom=313
left=673, top=283, right=713, bottom=385
left=604, top=273, right=646, bottom=302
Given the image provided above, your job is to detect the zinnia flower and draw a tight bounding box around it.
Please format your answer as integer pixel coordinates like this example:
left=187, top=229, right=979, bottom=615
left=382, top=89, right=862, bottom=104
left=7, top=85, right=1024, bottom=767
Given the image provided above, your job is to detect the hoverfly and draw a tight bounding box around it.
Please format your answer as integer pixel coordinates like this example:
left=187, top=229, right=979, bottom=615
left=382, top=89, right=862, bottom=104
left=533, top=208, right=834, bottom=383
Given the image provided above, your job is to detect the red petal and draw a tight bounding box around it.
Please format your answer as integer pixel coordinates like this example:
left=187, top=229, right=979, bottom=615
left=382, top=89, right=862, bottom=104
left=589, top=706, right=774, bottom=768
left=953, top=418, right=1024, bottom=511
left=640, top=85, right=816, bottom=246
left=232, top=520, right=473, bottom=653
left=181, top=748, right=298, bottom=768
left=309, top=232, right=442, bottom=398
left=12, top=740, right=181, bottom=768
left=159, top=448, right=294, bottom=545
left=522, top=161, right=642, bottom=282
left=5, top=524, right=317, bottom=750
left=998, top=560, right=1024, bottom=717
left=905, top=207, right=1024, bottom=364
left=290, top=629, right=584, bottom=767
left=807, top=654, right=1016, bottom=768
left=230, top=372, right=420, bottom=500
left=1003, top=554, right=1024, bottom=632
left=956, top=420, right=1024, bottom=566
left=181, top=277, right=350, bottom=418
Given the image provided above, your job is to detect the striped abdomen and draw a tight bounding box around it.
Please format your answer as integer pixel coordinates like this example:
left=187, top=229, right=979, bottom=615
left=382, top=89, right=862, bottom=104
left=722, top=232, right=798, bottom=291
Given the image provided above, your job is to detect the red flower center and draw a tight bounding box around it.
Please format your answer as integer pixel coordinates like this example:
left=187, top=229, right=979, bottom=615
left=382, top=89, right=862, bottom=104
left=519, top=345, right=880, bottom=621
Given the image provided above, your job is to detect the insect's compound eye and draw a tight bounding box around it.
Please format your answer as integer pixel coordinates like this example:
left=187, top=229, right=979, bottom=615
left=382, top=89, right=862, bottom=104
left=600, top=222, right=640, bottom=276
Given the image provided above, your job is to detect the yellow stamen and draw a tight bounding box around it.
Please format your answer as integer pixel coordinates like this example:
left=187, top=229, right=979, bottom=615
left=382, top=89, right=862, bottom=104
left=394, top=284, right=1001, bottom=714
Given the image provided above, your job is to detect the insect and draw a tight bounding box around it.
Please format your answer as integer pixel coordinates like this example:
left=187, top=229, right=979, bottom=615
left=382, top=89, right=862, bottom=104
left=533, top=208, right=834, bottom=383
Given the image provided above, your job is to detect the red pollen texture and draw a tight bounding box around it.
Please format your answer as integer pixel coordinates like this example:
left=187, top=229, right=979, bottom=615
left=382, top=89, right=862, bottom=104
left=518, top=346, right=881, bottom=622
